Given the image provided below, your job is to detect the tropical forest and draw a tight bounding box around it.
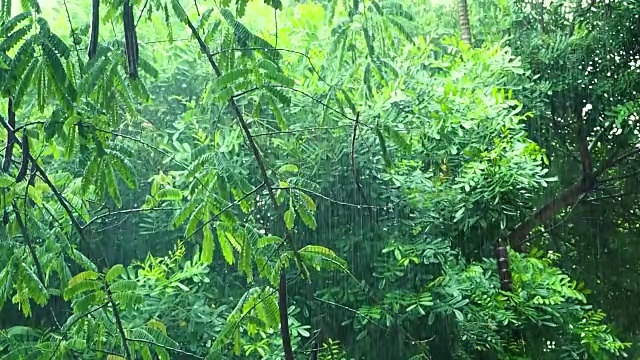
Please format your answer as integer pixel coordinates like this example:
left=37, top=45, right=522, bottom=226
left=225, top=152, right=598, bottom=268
left=0, top=0, right=638, bottom=358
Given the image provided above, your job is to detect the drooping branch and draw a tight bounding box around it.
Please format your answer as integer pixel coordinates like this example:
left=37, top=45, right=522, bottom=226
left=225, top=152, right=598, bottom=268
left=88, top=0, right=100, bottom=59
left=350, top=112, right=368, bottom=204
left=2, top=98, right=15, bottom=172
left=279, top=269, right=294, bottom=360
left=0, top=116, right=89, bottom=245
left=13, top=202, right=63, bottom=330
left=179, top=6, right=306, bottom=276
left=123, top=0, right=139, bottom=79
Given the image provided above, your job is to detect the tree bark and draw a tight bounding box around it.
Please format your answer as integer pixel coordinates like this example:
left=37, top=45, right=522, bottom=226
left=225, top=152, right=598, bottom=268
left=506, top=143, right=639, bottom=251
left=458, top=0, right=472, bottom=45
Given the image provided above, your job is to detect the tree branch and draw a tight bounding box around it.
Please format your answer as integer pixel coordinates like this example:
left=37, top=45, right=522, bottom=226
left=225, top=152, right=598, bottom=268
left=0, top=116, right=89, bottom=246
left=279, top=269, right=294, bottom=360
left=105, top=280, right=131, bottom=360
left=506, top=142, right=640, bottom=251
left=503, top=104, right=640, bottom=251
left=179, top=7, right=307, bottom=277
left=82, top=206, right=180, bottom=229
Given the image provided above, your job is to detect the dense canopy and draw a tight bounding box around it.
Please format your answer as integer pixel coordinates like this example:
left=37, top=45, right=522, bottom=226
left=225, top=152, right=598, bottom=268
left=0, top=0, right=639, bottom=359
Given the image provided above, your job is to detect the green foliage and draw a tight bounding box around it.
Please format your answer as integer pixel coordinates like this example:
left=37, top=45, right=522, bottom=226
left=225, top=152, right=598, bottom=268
left=0, top=0, right=635, bottom=359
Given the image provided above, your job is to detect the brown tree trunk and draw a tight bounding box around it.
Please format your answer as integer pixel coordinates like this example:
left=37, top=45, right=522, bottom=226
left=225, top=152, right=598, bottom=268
left=458, top=0, right=472, bottom=45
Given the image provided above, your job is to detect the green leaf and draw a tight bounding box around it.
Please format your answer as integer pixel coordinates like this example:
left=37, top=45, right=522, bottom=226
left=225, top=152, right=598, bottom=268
left=257, top=235, right=283, bottom=248
left=268, top=95, right=288, bottom=130
left=239, top=231, right=253, bottom=282
left=217, top=229, right=236, bottom=265
left=105, top=264, right=125, bottom=283
left=277, top=164, right=298, bottom=173
left=284, top=208, right=295, bottom=230
left=299, top=245, right=348, bottom=271
left=107, top=150, right=137, bottom=189
left=170, top=0, right=188, bottom=23
left=155, top=187, right=182, bottom=201
left=293, top=198, right=316, bottom=230
left=297, top=191, right=316, bottom=212
left=0, top=174, right=14, bottom=187
left=201, top=224, right=215, bottom=264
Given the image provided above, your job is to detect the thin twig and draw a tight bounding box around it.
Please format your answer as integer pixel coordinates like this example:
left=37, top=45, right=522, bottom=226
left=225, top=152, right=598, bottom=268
left=82, top=206, right=180, bottom=229
left=272, top=186, right=381, bottom=208
left=601, top=168, right=640, bottom=183
left=48, top=304, right=108, bottom=360
left=62, top=0, right=83, bottom=80
left=252, top=125, right=351, bottom=137
left=210, top=47, right=333, bottom=88
left=135, top=0, right=150, bottom=27
left=350, top=112, right=369, bottom=205
left=126, top=337, right=203, bottom=359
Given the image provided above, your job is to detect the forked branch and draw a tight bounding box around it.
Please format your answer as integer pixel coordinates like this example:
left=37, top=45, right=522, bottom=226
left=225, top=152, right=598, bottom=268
left=506, top=108, right=639, bottom=251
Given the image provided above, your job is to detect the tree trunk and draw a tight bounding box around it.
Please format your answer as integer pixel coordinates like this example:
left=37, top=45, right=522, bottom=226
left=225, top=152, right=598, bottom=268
left=458, top=0, right=472, bottom=45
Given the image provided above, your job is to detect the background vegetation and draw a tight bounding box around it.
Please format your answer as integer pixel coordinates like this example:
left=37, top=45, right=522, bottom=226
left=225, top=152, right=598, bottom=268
left=0, top=0, right=638, bottom=359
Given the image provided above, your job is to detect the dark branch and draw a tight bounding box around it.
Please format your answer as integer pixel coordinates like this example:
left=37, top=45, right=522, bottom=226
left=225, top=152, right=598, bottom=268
left=180, top=6, right=307, bottom=278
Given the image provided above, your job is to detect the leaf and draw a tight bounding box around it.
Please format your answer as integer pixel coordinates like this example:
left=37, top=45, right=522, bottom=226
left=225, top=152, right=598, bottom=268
left=268, top=95, right=288, bottom=130
left=299, top=245, right=348, bottom=271
left=64, top=272, right=102, bottom=300
left=0, top=265, right=14, bottom=307
left=107, top=150, right=137, bottom=189
left=239, top=231, right=253, bottom=282
left=217, top=229, right=236, bottom=265
left=0, top=174, right=14, bottom=187
left=105, top=264, right=126, bottom=283
left=383, top=124, right=411, bottom=152
left=185, top=202, right=205, bottom=238
left=453, top=309, right=464, bottom=321
left=257, top=235, right=283, bottom=248
left=103, top=162, right=122, bottom=207
left=284, top=208, right=295, bottom=230
left=155, top=187, right=182, bottom=201
left=201, top=224, right=215, bottom=264
left=172, top=201, right=198, bottom=227
left=375, top=124, right=392, bottom=167
left=296, top=191, right=316, bottom=212
left=170, top=0, right=188, bottom=23
left=293, top=198, right=316, bottom=230
left=277, top=164, right=298, bottom=173
left=67, top=271, right=101, bottom=289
